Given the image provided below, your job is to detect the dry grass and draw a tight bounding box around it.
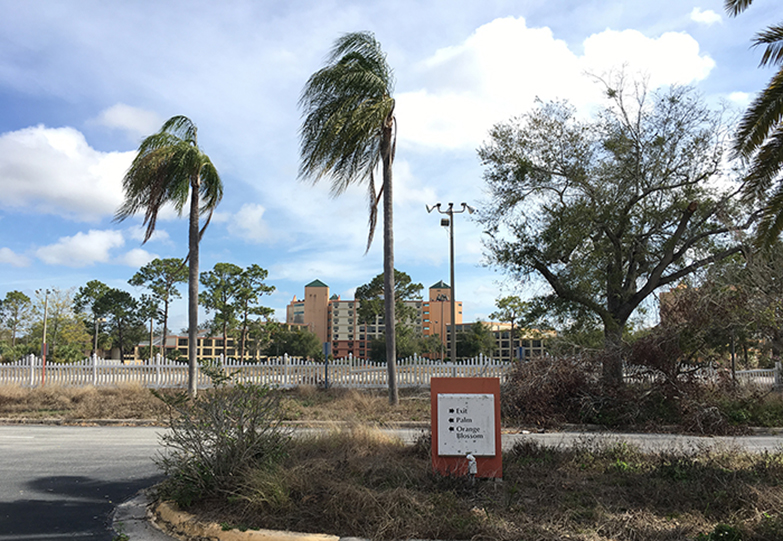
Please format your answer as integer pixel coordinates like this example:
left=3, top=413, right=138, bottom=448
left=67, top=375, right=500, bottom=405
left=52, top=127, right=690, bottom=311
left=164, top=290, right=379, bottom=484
left=277, top=385, right=430, bottom=424
left=0, top=384, right=430, bottom=424
left=186, top=430, right=783, bottom=541
left=0, top=383, right=171, bottom=420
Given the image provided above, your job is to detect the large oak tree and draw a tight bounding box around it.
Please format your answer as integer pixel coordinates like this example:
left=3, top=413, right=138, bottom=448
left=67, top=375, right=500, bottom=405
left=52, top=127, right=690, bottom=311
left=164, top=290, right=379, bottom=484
left=479, top=80, right=756, bottom=385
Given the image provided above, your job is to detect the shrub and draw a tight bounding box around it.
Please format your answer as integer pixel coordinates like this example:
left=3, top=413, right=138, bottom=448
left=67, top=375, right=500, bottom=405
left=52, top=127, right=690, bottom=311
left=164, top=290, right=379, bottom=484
left=154, top=363, right=288, bottom=506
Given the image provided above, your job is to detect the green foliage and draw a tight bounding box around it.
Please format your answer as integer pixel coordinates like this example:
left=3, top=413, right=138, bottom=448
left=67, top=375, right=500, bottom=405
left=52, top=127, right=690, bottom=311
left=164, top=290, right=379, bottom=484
left=93, top=288, right=145, bottom=361
left=456, top=321, right=496, bottom=359
left=31, top=288, right=90, bottom=362
left=200, top=262, right=243, bottom=357
left=199, top=263, right=275, bottom=360
left=696, top=523, right=743, bottom=541
left=367, top=325, right=440, bottom=361
left=0, top=291, right=32, bottom=347
left=489, top=295, right=528, bottom=339
left=233, top=264, right=275, bottom=359
left=478, top=77, right=752, bottom=383
left=264, top=324, right=322, bottom=360
left=129, top=258, right=187, bottom=357
left=355, top=269, right=422, bottom=325
left=154, top=367, right=288, bottom=506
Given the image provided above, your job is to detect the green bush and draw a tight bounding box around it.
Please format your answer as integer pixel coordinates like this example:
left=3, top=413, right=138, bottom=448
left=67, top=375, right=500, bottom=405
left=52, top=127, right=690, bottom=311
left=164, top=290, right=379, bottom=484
left=154, top=363, right=288, bottom=506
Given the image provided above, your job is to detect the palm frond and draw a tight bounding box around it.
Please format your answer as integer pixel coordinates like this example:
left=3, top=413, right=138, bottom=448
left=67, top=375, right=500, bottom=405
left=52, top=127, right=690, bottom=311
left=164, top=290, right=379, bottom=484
left=366, top=171, right=380, bottom=252
left=115, top=116, right=222, bottom=243
left=160, top=115, right=198, bottom=145
left=198, top=160, right=224, bottom=214
left=298, top=31, right=395, bottom=193
left=733, top=67, right=783, bottom=159
left=744, top=127, right=783, bottom=202
left=754, top=25, right=783, bottom=67
left=755, top=181, right=783, bottom=245
left=724, top=0, right=754, bottom=16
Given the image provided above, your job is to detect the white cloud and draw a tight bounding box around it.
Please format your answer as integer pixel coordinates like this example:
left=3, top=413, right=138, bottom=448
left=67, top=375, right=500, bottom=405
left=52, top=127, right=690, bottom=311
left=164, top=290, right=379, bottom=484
left=92, top=104, right=163, bottom=140
left=0, top=247, right=30, bottom=267
left=580, top=30, right=715, bottom=88
left=690, top=8, right=722, bottom=25
left=226, top=203, right=273, bottom=243
left=397, top=17, right=716, bottom=151
left=729, top=91, right=752, bottom=106
left=35, top=229, right=125, bottom=267
left=121, top=247, right=157, bottom=267
left=0, top=125, right=133, bottom=221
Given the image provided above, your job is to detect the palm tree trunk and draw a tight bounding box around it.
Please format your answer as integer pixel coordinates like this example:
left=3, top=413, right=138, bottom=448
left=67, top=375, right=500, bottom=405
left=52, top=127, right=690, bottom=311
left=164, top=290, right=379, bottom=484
left=187, top=175, right=200, bottom=398
left=381, top=120, right=398, bottom=406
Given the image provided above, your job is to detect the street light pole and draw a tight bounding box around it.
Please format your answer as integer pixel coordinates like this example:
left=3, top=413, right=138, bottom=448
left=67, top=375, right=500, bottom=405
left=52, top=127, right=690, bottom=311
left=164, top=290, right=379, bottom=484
left=426, top=202, right=475, bottom=364
left=36, top=289, right=50, bottom=385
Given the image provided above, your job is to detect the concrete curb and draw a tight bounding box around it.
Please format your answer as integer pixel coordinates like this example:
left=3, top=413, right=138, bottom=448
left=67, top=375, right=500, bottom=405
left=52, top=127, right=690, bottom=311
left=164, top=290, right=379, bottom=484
left=112, top=490, right=179, bottom=541
left=153, top=499, right=349, bottom=541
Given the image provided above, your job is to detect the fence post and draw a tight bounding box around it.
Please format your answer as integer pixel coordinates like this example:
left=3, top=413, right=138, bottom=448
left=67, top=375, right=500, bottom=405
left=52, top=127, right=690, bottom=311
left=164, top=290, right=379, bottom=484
left=155, top=353, right=161, bottom=388
left=284, top=353, right=290, bottom=387
left=29, top=354, right=35, bottom=387
left=91, top=353, right=97, bottom=386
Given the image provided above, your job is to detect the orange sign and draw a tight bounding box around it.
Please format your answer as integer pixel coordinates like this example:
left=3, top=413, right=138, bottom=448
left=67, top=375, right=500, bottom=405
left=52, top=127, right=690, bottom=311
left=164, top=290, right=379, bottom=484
left=431, top=377, right=502, bottom=478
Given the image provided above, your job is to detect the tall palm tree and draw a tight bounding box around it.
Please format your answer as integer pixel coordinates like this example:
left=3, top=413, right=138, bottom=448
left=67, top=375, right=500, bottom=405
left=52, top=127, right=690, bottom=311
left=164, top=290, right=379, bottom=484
left=115, top=115, right=223, bottom=398
left=727, top=0, right=783, bottom=243
left=299, top=31, right=400, bottom=405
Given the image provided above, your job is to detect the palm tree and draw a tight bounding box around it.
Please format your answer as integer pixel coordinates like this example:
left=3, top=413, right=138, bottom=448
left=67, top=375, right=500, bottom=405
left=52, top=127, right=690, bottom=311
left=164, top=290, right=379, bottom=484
left=115, top=115, right=223, bottom=397
left=298, top=31, right=400, bottom=405
left=727, top=0, right=783, bottom=243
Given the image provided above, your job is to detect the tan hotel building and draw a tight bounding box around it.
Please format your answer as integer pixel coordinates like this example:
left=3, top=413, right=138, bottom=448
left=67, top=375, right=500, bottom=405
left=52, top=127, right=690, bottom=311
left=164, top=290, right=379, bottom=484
left=286, top=279, right=462, bottom=359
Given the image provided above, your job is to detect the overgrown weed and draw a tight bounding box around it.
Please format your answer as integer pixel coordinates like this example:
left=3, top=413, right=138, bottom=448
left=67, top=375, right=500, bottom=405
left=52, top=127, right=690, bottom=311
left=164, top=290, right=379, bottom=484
left=187, top=430, right=783, bottom=540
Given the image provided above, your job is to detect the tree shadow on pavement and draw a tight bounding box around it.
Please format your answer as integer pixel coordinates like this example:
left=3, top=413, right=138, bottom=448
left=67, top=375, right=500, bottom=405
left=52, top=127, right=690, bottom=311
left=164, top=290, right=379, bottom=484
left=0, top=474, right=163, bottom=540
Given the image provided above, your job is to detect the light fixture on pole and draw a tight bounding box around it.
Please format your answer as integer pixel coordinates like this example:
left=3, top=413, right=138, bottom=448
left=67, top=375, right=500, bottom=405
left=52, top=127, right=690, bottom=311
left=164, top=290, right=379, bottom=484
left=426, top=202, right=475, bottom=364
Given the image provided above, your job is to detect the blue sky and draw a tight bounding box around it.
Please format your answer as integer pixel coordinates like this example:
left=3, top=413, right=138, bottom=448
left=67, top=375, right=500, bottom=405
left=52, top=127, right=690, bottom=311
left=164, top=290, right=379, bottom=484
left=0, top=0, right=776, bottom=331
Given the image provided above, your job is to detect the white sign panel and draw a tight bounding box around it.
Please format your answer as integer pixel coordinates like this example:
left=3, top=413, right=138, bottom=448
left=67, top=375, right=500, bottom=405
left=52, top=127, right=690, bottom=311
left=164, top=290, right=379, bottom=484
left=437, top=393, right=496, bottom=456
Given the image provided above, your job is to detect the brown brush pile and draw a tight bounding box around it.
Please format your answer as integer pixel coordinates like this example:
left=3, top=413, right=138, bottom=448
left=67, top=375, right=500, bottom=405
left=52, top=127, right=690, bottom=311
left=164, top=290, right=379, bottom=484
left=501, top=356, right=783, bottom=434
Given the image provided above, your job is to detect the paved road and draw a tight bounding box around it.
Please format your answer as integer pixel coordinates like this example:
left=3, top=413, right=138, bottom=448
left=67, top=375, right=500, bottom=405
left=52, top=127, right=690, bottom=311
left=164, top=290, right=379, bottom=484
left=0, top=426, right=163, bottom=541
left=348, top=427, right=783, bottom=453
left=1, top=425, right=781, bottom=540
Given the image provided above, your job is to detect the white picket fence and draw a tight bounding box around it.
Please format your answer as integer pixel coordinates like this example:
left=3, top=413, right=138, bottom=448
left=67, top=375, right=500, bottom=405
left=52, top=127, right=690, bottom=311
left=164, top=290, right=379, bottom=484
left=0, top=353, right=513, bottom=389
left=623, top=362, right=782, bottom=390
left=1, top=354, right=780, bottom=390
